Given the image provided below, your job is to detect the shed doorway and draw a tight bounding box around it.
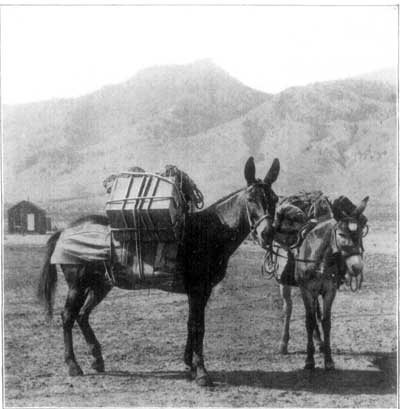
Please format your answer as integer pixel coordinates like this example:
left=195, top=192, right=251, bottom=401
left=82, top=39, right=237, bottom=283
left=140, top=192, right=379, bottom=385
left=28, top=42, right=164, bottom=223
left=27, top=213, right=35, bottom=231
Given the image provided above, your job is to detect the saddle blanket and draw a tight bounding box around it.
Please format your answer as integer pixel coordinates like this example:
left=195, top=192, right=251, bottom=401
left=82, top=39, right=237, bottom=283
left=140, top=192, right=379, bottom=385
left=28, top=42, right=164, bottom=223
left=51, top=222, right=110, bottom=264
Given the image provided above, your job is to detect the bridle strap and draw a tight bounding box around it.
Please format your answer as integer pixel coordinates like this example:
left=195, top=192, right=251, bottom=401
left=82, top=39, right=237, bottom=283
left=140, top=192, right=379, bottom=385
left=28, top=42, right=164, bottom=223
left=252, top=213, right=273, bottom=231
left=245, top=202, right=273, bottom=235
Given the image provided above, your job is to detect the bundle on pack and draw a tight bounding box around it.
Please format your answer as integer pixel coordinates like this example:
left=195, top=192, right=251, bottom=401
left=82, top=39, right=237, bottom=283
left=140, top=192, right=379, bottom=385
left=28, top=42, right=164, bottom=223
left=274, top=191, right=332, bottom=248
left=160, top=165, right=204, bottom=212
left=280, top=190, right=332, bottom=220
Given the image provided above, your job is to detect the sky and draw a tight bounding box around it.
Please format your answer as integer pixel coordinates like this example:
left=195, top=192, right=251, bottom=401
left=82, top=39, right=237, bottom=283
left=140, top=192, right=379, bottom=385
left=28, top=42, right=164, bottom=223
left=1, top=5, right=398, bottom=104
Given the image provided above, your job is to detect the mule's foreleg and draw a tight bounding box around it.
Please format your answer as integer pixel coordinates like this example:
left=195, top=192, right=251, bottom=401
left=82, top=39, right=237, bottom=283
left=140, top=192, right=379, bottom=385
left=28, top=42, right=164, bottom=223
left=76, top=284, right=111, bottom=373
left=184, top=323, right=193, bottom=373
left=313, top=298, right=324, bottom=353
left=279, top=284, right=292, bottom=354
left=322, top=284, right=336, bottom=370
left=300, top=287, right=317, bottom=370
left=186, top=287, right=212, bottom=387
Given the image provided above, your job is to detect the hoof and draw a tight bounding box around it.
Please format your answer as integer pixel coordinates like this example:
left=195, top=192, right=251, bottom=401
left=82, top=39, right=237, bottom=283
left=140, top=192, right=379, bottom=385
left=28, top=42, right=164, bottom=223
left=92, top=359, right=105, bottom=373
left=185, top=365, right=195, bottom=380
left=325, top=360, right=335, bottom=371
left=68, top=365, right=83, bottom=377
left=279, top=343, right=288, bottom=355
left=304, top=361, right=315, bottom=370
left=196, top=374, right=213, bottom=387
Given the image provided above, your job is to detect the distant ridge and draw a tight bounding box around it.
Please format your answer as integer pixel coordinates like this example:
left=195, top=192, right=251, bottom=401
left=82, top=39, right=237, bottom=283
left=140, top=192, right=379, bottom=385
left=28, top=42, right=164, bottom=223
left=3, top=60, right=397, bottom=222
left=354, top=67, right=397, bottom=87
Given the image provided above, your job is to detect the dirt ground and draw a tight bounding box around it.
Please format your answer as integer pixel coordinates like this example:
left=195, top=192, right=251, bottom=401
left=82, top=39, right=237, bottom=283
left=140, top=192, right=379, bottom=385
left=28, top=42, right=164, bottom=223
left=3, top=220, right=397, bottom=407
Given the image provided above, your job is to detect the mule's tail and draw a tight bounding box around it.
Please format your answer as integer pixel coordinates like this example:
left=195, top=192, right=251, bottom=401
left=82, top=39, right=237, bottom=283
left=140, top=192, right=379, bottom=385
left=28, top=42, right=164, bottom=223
left=37, top=231, right=61, bottom=319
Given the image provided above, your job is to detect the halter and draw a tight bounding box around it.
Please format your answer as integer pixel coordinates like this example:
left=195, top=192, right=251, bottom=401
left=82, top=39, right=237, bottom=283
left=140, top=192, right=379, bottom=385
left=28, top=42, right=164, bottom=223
left=247, top=205, right=274, bottom=234
left=337, top=221, right=368, bottom=293
left=245, top=185, right=275, bottom=244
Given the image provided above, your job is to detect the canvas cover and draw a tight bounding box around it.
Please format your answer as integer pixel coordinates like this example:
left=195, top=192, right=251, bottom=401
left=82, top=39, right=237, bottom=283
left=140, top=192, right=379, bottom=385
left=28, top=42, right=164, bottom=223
left=51, top=222, right=110, bottom=264
left=50, top=220, right=182, bottom=290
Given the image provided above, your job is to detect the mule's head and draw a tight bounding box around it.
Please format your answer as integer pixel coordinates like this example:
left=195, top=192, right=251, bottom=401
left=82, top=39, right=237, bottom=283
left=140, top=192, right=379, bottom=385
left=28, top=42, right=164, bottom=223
left=332, top=196, right=369, bottom=290
left=244, top=157, right=280, bottom=248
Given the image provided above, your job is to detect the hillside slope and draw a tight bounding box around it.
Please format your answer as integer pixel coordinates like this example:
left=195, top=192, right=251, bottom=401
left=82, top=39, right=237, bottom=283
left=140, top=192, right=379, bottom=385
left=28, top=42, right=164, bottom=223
left=3, top=63, right=396, bottom=223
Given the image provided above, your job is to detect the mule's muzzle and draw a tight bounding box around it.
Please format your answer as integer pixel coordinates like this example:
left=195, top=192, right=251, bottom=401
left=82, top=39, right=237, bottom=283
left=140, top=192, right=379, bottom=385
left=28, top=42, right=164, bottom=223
left=351, top=263, right=363, bottom=277
left=345, top=254, right=364, bottom=277
left=344, top=254, right=364, bottom=292
left=257, top=219, right=275, bottom=248
left=261, top=227, right=274, bottom=246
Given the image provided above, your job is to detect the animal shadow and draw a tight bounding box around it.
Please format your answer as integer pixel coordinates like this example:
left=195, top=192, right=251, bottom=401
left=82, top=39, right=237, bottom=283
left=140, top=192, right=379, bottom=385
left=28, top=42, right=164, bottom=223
left=211, top=352, right=396, bottom=395
left=91, top=369, right=188, bottom=382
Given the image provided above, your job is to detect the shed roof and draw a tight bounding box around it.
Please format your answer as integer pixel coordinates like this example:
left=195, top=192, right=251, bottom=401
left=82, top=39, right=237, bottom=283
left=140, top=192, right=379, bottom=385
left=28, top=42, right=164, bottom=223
left=8, top=200, right=46, bottom=214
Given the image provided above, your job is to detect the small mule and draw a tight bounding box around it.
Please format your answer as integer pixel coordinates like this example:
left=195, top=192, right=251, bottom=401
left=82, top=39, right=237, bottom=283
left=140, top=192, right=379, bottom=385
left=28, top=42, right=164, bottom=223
left=272, top=196, right=369, bottom=370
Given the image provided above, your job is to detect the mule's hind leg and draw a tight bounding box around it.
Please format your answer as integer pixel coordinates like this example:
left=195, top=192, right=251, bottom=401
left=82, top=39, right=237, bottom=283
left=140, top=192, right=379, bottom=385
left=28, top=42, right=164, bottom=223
left=279, top=284, right=292, bottom=354
left=76, top=280, right=112, bottom=373
left=61, top=266, right=87, bottom=376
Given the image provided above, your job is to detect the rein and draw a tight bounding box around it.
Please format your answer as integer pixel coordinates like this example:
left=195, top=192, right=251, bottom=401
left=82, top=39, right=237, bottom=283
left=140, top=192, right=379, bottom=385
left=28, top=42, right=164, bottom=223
left=266, top=245, right=322, bottom=264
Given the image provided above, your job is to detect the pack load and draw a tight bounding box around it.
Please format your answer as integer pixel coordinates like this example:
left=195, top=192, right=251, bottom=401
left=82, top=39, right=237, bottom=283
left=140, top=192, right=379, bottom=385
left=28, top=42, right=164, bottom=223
left=106, top=171, right=183, bottom=243
left=105, top=165, right=203, bottom=241
left=104, top=165, right=204, bottom=288
left=273, top=191, right=332, bottom=248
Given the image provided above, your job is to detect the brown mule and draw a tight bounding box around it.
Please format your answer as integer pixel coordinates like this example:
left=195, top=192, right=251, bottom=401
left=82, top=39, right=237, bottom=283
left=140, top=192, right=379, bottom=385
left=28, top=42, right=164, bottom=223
left=38, top=157, right=280, bottom=386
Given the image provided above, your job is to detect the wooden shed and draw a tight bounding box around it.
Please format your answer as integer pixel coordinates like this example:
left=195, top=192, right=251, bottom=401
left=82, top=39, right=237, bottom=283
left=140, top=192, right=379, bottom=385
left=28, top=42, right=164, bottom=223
left=7, top=200, right=50, bottom=234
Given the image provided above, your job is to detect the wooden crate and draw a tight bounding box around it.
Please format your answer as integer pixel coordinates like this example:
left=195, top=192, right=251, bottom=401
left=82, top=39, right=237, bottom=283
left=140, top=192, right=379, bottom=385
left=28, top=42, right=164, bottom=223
left=105, top=172, right=184, bottom=242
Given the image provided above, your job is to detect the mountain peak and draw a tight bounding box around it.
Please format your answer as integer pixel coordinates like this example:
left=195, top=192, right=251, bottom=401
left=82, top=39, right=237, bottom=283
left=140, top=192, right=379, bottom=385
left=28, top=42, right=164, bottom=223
left=190, top=58, right=217, bottom=66
left=128, top=59, right=230, bottom=85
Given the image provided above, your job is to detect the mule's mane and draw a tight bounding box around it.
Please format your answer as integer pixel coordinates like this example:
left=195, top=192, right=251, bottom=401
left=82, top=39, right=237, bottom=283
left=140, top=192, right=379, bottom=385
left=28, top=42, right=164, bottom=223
left=208, top=187, right=245, bottom=211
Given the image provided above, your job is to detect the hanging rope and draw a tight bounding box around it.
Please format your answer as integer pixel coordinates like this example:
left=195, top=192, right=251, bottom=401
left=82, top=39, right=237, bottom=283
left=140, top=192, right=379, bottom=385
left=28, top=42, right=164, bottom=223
left=161, top=165, right=204, bottom=210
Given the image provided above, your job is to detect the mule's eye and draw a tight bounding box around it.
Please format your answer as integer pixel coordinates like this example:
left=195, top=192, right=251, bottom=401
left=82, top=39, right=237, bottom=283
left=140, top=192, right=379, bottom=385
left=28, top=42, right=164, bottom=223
left=248, top=197, right=256, bottom=203
left=338, top=233, right=347, bottom=238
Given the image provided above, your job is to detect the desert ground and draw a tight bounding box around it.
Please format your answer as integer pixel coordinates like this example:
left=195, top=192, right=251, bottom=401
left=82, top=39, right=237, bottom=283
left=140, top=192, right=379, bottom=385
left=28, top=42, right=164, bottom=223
left=3, top=209, right=397, bottom=407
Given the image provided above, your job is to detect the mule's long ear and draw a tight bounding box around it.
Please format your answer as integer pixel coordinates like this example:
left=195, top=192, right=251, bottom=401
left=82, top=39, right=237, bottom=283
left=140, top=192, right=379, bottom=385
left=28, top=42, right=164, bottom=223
left=244, top=157, right=256, bottom=185
left=352, top=196, right=369, bottom=217
left=264, top=158, right=280, bottom=185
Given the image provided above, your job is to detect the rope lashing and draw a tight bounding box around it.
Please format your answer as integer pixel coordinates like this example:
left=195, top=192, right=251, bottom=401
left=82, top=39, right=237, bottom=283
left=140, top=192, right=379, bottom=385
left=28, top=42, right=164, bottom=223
left=162, top=165, right=204, bottom=210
